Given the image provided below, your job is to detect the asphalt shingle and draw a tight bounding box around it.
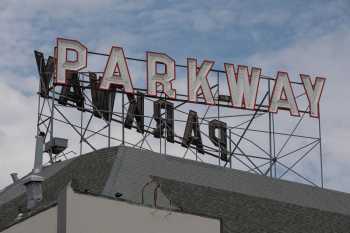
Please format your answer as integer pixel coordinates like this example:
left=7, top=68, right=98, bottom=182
left=1, top=145, right=350, bottom=232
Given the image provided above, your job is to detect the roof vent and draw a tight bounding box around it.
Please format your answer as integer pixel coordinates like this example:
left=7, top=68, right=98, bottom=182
left=23, top=175, right=44, bottom=210
left=24, top=132, right=45, bottom=210
left=10, top=173, right=19, bottom=183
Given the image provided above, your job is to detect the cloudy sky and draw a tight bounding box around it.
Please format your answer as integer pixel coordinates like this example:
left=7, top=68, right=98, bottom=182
left=0, top=0, right=350, bottom=192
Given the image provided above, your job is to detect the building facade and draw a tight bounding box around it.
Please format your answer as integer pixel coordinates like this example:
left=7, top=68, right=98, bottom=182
left=1, top=146, right=350, bottom=232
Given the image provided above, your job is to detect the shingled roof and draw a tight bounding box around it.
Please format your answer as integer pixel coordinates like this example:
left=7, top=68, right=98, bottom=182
left=1, top=145, right=350, bottom=233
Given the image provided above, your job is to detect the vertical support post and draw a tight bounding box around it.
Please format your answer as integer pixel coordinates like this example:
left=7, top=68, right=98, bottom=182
left=229, top=128, right=232, bottom=168
left=36, top=93, right=41, bottom=135
left=270, top=79, right=277, bottom=177
left=80, top=74, right=83, bottom=155
left=318, top=116, right=324, bottom=188
left=159, top=94, right=162, bottom=156
left=80, top=101, right=83, bottom=154
left=217, top=72, right=220, bottom=166
left=268, top=79, right=273, bottom=177
left=49, top=84, right=55, bottom=164
left=108, top=90, right=111, bottom=148
left=159, top=133, right=162, bottom=155
left=122, top=91, right=125, bottom=145
left=164, top=95, right=167, bottom=155
left=272, top=110, right=276, bottom=177
left=36, top=56, right=43, bottom=136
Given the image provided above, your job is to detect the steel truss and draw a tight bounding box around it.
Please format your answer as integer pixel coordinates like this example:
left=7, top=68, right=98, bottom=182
left=36, top=51, right=324, bottom=188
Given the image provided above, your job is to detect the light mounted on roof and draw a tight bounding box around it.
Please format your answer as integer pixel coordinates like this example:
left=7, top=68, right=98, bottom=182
left=45, top=137, right=68, bottom=155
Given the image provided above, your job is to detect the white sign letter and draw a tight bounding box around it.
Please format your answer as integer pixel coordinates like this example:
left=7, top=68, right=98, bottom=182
left=147, top=52, right=176, bottom=98
left=300, top=74, right=325, bottom=118
left=224, top=64, right=261, bottom=109
left=56, top=38, right=87, bottom=85
left=187, top=58, right=214, bottom=104
left=99, top=46, right=134, bottom=93
left=269, top=72, right=300, bottom=116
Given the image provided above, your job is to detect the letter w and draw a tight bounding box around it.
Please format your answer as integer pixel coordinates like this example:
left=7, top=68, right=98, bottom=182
left=224, top=64, right=261, bottom=110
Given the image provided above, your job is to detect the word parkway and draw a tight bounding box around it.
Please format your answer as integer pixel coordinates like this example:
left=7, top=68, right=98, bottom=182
left=34, top=38, right=327, bottom=161
left=54, top=38, right=325, bottom=118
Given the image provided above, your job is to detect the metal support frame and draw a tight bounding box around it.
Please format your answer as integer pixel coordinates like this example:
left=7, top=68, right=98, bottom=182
left=35, top=50, right=325, bottom=188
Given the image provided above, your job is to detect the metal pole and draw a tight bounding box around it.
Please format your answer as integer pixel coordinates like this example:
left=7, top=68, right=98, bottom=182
left=122, top=91, right=125, bottom=145
left=36, top=92, right=41, bottom=135
left=217, top=72, right=220, bottom=166
left=160, top=92, right=164, bottom=156
left=229, top=128, right=232, bottom=168
left=80, top=75, right=83, bottom=155
left=36, top=56, right=43, bottom=136
left=268, top=79, right=273, bottom=177
left=159, top=124, right=162, bottom=155
left=80, top=105, right=83, bottom=154
left=164, top=94, right=167, bottom=155
left=108, top=90, right=112, bottom=148
left=49, top=84, right=55, bottom=164
left=272, top=113, right=276, bottom=177
left=318, top=115, right=324, bottom=188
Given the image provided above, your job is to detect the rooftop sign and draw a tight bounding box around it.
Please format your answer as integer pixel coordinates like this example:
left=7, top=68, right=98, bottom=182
left=34, top=38, right=326, bottom=186
left=54, top=38, right=325, bottom=118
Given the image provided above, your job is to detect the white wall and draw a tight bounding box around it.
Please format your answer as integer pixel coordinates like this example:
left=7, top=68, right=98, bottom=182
left=2, top=207, right=57, bottom=233
left=65, top=186, right=220, bottom=233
